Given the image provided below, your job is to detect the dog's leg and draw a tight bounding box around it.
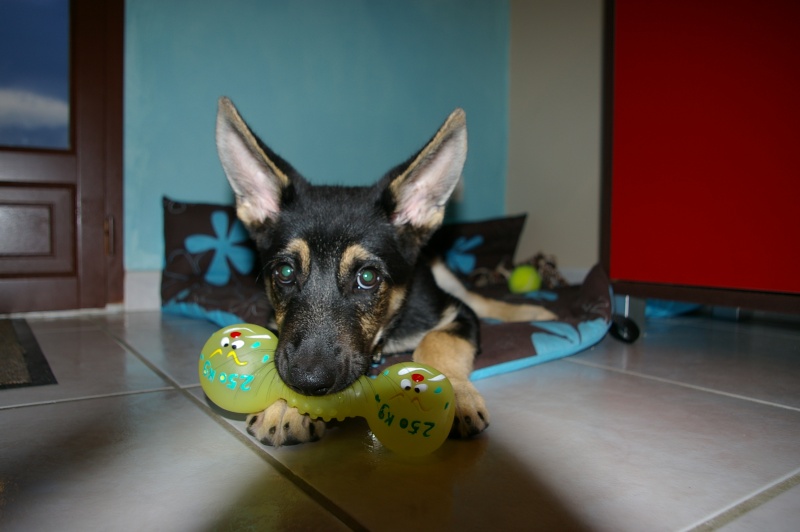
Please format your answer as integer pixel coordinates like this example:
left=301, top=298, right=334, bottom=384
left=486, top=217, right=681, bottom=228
left=432, top=261, right=558, bottom=322
left=246, top=400, right=326, bottom=447
left=413, top=328, right=488, bottom=438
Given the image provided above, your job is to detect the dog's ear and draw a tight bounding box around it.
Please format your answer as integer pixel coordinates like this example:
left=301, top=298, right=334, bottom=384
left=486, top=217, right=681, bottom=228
left=383, top=109, right=467, bottom=240
left=216, top=97, right=302, bottom=229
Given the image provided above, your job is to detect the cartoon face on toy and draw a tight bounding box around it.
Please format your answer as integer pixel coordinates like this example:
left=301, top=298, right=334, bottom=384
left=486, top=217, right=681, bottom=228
left=199, top=324, right=279, bottom=413
left=370, top=364, right=454, bottom=456
left=385, top=366, right=450, bottom=412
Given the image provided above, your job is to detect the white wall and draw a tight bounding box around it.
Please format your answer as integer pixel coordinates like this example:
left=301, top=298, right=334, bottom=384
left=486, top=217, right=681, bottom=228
left=507, top=0, right=603, bottom=281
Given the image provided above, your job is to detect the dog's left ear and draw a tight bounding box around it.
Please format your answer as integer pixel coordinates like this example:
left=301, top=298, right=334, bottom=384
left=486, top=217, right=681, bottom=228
left=383, top=109, right=467, bottom=239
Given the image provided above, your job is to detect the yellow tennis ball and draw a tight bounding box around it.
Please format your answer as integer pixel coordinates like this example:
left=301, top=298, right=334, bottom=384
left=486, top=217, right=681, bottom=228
left=508, top=265, right=541, bottom=293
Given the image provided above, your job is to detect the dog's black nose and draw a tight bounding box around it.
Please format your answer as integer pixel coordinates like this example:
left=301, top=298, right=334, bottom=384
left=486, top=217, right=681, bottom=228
left=285, top=366, right=336, bottom=396
left=278, top=342, right=339, bottom=396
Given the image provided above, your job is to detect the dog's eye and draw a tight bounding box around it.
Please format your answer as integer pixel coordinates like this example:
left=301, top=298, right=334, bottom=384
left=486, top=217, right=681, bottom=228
left=274, top=263, right=296, bottom=285
left=356, top=268, right=381, bottom=291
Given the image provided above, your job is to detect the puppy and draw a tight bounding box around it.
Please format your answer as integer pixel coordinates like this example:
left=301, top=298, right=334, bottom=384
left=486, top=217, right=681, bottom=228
left=215, top=97, right=555, bottom=446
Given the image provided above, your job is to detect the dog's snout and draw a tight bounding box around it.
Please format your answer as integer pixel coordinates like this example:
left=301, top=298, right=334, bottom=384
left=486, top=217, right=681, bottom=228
left=278, top=341, right=340, bottom=396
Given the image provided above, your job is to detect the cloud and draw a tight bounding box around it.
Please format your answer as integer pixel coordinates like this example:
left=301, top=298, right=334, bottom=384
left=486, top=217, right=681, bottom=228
left=0, top=88, right=69, bottom=129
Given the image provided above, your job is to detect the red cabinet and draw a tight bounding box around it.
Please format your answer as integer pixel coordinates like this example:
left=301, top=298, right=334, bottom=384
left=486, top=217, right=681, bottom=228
left=602, top=0, right=800, bottom=312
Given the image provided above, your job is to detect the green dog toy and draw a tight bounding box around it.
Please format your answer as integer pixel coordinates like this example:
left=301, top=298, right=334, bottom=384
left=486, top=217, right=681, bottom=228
left=199, top=324, right=455, bottom=456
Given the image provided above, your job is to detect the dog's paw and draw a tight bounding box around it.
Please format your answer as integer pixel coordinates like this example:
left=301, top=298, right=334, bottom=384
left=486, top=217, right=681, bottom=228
left=450, top=381, right=490, bottom=438
left=246, top=399, right=326, bottom=447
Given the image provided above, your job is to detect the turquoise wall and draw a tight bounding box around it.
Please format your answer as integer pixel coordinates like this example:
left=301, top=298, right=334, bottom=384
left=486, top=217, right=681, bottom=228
left=125, top=0, right=510, bottom=270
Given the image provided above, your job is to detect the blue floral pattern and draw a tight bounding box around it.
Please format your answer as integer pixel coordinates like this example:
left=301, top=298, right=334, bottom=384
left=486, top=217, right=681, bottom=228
left=184, top=211, right=255, bottom=286
left=445, top=235, right=484, bottom=275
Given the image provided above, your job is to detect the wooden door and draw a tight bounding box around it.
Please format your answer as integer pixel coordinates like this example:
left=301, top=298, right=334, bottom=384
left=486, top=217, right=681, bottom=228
left=0, top=0, right=123, bottom=313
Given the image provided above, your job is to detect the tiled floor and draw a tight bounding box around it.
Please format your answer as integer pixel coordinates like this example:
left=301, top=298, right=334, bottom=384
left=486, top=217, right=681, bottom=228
left=1, top=310, right=798, bottom=531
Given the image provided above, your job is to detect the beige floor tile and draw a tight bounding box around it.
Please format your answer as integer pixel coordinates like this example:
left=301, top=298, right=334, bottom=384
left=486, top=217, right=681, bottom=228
left=574, top=318, right=800, bottom=409
left=99, top=311, right=220, bottom=386
left=0, top=391, right=350, bottom=531
left=4, top=310, right=799, bottom=531
left=194, top=357, right=800, bottom=531
left=0, top=325, right=170, bottom=408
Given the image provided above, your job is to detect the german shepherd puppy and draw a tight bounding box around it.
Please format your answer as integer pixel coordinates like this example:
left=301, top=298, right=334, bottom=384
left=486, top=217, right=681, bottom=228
left=215, top=97, right=555, bottom=446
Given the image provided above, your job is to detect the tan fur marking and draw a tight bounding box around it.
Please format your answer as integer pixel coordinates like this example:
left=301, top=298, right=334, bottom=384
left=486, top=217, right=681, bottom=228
left=285, top=238, right=311, bottom=277
left=387, top=285, right=407, bottom=315
left=370, top=286, right=408, bottom=351
left=412, top=330, right=475, bottom=383
left=339, top=244, right=373, bottom=280
left=273, top=312, right=285, bottom=330
left=358, top=313, right=382, bottom=344
left=466, top=293, right=557, bottom=322
left=414, top=328, right=490, bottom=437
left=383, top=301, right=456, bottom=355
left=420, top=211, right=445, bottom=233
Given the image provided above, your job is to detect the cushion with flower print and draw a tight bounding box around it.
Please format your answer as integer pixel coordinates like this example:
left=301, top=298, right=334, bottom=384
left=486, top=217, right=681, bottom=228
left=161, top=199, right=611, bottom=378
left=425, top=214, right=527, bottom=286
left=160, top=197, right=271, bottom=326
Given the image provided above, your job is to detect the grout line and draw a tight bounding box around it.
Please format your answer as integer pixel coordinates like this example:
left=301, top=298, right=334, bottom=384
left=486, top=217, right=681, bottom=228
left=98, top=322, right=367, bottom=532
left=182, top=387, right=369, bottom=532
left=0, top=387, right=175, bottom=411
left=681, top=468, right=800, bottom=531
left=566, top=358, right=800, bottom=413
left=98, top=324, right=188, bottom=393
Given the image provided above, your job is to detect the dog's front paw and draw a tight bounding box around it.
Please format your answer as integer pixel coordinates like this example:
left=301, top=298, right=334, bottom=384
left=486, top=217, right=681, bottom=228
left=450, top=381, right=490, bottom=438
left=246, top=399, right=326, bottom=447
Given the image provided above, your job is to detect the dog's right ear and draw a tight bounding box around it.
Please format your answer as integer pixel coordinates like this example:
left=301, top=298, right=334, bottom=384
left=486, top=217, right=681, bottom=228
left=216, top=97, right=302, bottom=229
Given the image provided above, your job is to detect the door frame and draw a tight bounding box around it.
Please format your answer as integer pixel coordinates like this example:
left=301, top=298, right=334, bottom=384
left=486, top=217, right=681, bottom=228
left=0, top=0, right=123, bottom=311
left=78, top=0, right=124, bottom=306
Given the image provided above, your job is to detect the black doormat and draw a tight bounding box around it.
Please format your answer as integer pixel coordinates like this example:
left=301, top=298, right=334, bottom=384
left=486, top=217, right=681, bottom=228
left=0, top=319, right=57, bottom=390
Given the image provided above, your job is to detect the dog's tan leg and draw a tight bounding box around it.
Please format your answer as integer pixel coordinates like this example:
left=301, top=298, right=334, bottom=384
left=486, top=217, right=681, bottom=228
left=460, top=292, right=558, bottom=322
left=412, top=329, right=489, bottom=438
left=432, top=261, right=558, bottom=322
left=246, top=399, right=326, bottom=447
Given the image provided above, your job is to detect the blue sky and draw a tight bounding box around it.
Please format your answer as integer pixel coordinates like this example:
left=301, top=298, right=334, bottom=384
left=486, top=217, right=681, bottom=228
left=0, top=0, right=70, bottom=149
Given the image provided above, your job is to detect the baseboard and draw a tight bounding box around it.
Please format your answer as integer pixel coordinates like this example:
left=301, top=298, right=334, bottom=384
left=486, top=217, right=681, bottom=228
left=124, top=270, right=161, bottom=311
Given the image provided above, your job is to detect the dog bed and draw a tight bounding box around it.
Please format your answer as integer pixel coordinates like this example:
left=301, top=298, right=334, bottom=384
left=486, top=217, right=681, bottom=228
left=161, top=198, right=611, bottom=380
left=369, top=264, right=612, bottom=380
